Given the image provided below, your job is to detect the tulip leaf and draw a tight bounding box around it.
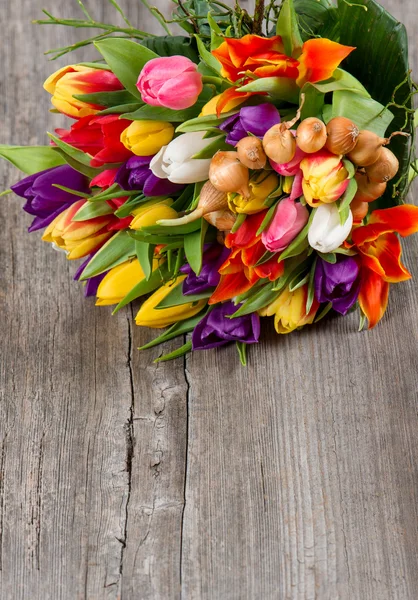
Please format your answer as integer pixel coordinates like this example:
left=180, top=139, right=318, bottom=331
left=140, top=35, right=199, bottom=63
left=342, top=159, right=356, bottom=179
left=155, top=283, right=212, bottom=309
left=306, top=257, right=317, bottom=313
left=314, top=301, right=333, bottom=323
left=98, top=103, right=144, bottom=115
left=256, top=203, right=279, bottom=236
left=184, top=219, right=209, bottom=275
left=332, top=91, right=394, bottom=136
left=276, top=0, right=303, bottom=58
left=139, top=310, right=207, bottom=350
left=236, top=342, right=247, bottom=367
left=135, top=240, right=155, bottom=280
left=72, top=201, right=114, bottom=221
left=171, top=185, right=194, bottom=211
left=154, top=340, right=192, bottom=363
left=80, top=230, right=135, bottom=279
left=47, top=133, right=94, bottom=167
left=113, top=264, right=171, bottom=314
left=337, top=178, right=357, bottom=224
left=176, top=111, right=237, bottom=133
left=231, top=213, right=246, bottom=234
left=288, top=270, right=310, bottom=292
left=194, top=34, right=222, bottom=75
left=142, top=218, right=204, bottom=236
left=238, top=77, right=299, bottom=104
left=294, top=0, right=339, bottom=42
left=73, top=89, right=138, bottom=108
left=94, top=38, right=158, bottom=98
left=278, top=223, right=309, bottom=261
left=0, top=145, right=66, bottom=174
left=207, top=13, right=224, bottom=50
left=192, top=135, right=231, bottom=159
left=317, top=252, right=337, bottom=264
left=129, top=230, right=185, bottom=245
left=115, top=196, right=151, bottom=218
left=47, top=150, right=99, bottom=179
left=308, top=69, right=370, bottom=98
left=232, top=282, right=280, bottom=317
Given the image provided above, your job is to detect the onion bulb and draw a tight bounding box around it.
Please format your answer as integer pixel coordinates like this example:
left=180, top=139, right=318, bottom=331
left=157, top=180, right=228, bottom=226
left=204, top=208, right=236, bottom=231
left=350, top=197, right=369, bottom=222
left=209, top=151, right=250, bottom=197
left=348, top=130, right=408, bottom=167
left=296, top=117, right=327, bottom=153
left=325, top=117, right=359, bottom=155
left=365, top=147, right=399, bottom=183
left=236, top=136, right=267, bottom=170
left=354, top=172, right=386, bottom=203
left=263, top=93, right=306, bottom=165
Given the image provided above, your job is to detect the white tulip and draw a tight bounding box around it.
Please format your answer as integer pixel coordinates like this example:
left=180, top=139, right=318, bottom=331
left=308, top=203, right=353, bottom=253
left=150, top=131, right=212, bottom=184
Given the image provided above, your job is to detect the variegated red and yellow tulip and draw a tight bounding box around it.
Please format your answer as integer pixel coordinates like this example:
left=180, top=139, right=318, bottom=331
left=300, top=150, right=350, bottom=207
left=209, top=211, right=284, bottom=304
left=43, top=65, right=123, bottom=118
left=259, top=284, right=319, bottom=334
left=211, top=35, right=355, bottom=114
left=42, top=199, right=114, bottom=259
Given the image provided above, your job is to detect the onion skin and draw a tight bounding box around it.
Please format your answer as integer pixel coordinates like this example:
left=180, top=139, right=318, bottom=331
left=365, top=147, right=399, bottom=183
left=236, top=136, right=267, bottom=170
left=204, top=209, right=236, bottom=231
left=157, top=180, right=228, bottom=226
left=263, top=124, right=297, bottom=165
left=351, top=196, right=369, bottom=222
left=354, top=171, right=387, bottom=203
left=296, top=118, right=327, bottom=153
left=209, top=151, right=250, bottom=197
left=325, top=117, right=359, bottom=155
left=347, top=130, right=386, bottom=167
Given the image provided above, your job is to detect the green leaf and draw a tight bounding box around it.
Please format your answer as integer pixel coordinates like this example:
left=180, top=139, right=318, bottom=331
left=306, top=257, right=317, bottom=313
left=294, top=0, right=339, bottom=42
left=141, top=35, right=199, bottom=62
left=184, top=220, right=208, bottom=275
left=232, top=282, right=279, bottom=317
left=115, top=196, right=150, bottom=218
left=135, top=240, right=155, bottom=280
left=337, top=178, right=358, bottom=225
left=142, top=218, right=204, bottom=236
left=278, top=211, right=314, bottom=261
left=237, top=77, right=299, bottom=103
left=208, top=13, right=224, bottom=50
left=314, top=301, right=333, bottom=323
left=72, top=201, right=113, bottom=221
left=94, top=38, right=158, bottom=98
left=154, top=340, right=192, bottom=363
left=231, top=213, right=246, bottom=234
left=0, top=145, right=66, bottom=174
left=337, top=0, right=414, bottom=205
left=176, top=112, right=236, bottom=133
left=113, top=264, right=170, bottom=313
left=80, top=230, right=135, bottom=279
left=74, top=89, right=138, bottom=108
left=332, top=91, right=394, bottom=136
left=256, top=203, right=278, bottom=236
left=194, top=34, right=222, bottom=74
left=276, top=0, right=303, bottom=57
left=155, top=283, right=212, bottom=309
left=317, top=252, right=337, bottom=264
left=192, top=135, right=230, bottom=159
left=342, top=158, right=356, bottom=179
left=98, top=103, right=143, bottom=115
left=308, top=69, right=370, bottom=97
left=236, top=342, right=248, bottom=366
left=129, top=230, right=185, bottom=245
left=171, top=185, right=194, bottom=212
left=47, top=132, right=98, bottom=176
left=139, top=311, right=206, bottom=350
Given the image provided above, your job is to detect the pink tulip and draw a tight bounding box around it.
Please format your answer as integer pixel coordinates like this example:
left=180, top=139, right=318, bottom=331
left=270, top=132, right=306, bottom=176
left=136, top=56, right=203, bottom=110
left=262, top=197, right=309, bottom=253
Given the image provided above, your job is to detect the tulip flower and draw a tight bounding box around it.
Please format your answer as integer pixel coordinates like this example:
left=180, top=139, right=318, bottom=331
left=129, top=199, right=178, bottom=230
left=135, top=276, right=207, bottom=328
left=192, top=301, right=260, bottom=350
left=308, top=203, right=353, bottom=253
left=300, top=150, right=349, bottom=207
left=227, top=172, right=279, bottom=214
left=11, top=165, right=90, bottom=232
left=43, top=65, right=123, bottom=118
left=42, top=199, right=113, bottom=259
left=219, top=103, right=281, bottom=146
left=262, top=197, right=309, bottom=252
left=211, top=35, right=354, bottom=113
left=74, top=253, right=108, bottom=297
left=115, top=156, right=184, bottom=197
left=96, top=258, right=151, bottom=306
left=180, top=243, right=230, bottom=295
left=210, top=211, right=284, bottom=304
left=259, top=284, right=319, bottom=334
left=270, top=143, right=306, bottom=177
left=200, top=93, right=248, bottom=116
left=314, top=256, right=360, bottom=315
left=136, top=56, right=203, bottom=110
left=121, top=120, right=174, bottom=156
left=150, top=132, right=212, bottom=184
left=358, top=268, right=389, bottom=329
left=56, top=115, right=132, bottom=168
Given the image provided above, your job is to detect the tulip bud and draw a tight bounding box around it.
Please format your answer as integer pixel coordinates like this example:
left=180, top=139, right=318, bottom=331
left=96, top=259, right=149, bottom=306
left=129, top=199, right=178, bottom=230
left=259, top=285, right=319, bottom=334
left=227, top=172, right=278, bottom=215
left=308, top=203, right=353, bottom=254
left=300, top=150, right=349, bottom=207
left=262, top=197, right=309, bottom=252
left=150, top=132, right=212, bottom=184
left=121, top=120, right=174, bottom=156
left=135, top=276, right=206, bottom=328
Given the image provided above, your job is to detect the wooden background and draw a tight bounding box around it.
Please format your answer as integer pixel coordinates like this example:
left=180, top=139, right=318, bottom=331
left=1, top=0, right=418, bottom=598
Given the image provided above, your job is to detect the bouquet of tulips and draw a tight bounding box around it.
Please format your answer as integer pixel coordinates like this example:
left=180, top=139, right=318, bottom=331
left=2, top=0, right=418, bottom=363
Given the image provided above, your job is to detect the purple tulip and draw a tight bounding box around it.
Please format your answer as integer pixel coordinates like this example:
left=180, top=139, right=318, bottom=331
left=11, top=165, right=90, bottom=232
left=180, top=243, right=230, bottom=295
left=115, top=156, right=184, bottom=196
left=73, top=254, right=107, bottom=297
left=314, top=255, right=360, bottom=315
left=192, top=301, right=260, bottom=350
left=219, top=103, right=281, bottom=146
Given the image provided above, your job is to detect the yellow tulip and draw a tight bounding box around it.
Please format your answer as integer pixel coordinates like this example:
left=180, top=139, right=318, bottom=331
left=259, top=285, right=319, bottom=334
left=42, top=200, right=112, bottom=260
left=200, top=93, right=246, bottom=116
left=135, top=276, right=206, bottom=329
left=121, top=120, right=174, bottom=156
left=228, top=172, right=279, bottom=214
left=130, top=199, right=177, bottom=230
left=96, top=258, right=155, bottom=306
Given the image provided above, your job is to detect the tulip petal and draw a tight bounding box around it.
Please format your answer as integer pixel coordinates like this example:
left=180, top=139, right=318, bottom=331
left=358, top=269, right=389, bottom=329
left=352, top=205, right=418, bottom=246
left=297, top=39, right=355, bottom=86
left=359, top=232, right=411, bottom=283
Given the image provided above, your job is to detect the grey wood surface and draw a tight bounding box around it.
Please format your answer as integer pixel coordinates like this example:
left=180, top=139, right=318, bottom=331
left=1, top=0, right=418, bottom=598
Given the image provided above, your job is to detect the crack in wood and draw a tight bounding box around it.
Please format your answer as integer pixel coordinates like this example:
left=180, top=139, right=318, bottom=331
left=179, top=336, right=191, bottom=599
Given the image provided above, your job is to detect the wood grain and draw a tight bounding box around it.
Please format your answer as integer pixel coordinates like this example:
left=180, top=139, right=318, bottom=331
left=0, top=0, right=417, bottom=599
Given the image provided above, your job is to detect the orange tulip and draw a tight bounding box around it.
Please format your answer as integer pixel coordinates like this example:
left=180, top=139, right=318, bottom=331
left=358, top=268, right=389, bottom=329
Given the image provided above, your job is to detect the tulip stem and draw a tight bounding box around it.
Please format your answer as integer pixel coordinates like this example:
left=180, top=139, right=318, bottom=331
left=252, top=0, right=265, bottom=34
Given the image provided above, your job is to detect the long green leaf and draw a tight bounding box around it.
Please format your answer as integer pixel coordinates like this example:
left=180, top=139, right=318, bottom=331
left=80, top=230, right=135, bottom=279
left=276, top=0, right=303, bottom=57
left=74, top=89, right=138, bottom=107
left=155, top=283, right=212, bottom=309
left=184, top=220, right=208, bottom=275
left=72, top=201, right=113, bottom=221
left=139, top=311, right=206, bottom=350
left=154, top=341, right=192, bottom=363
left=135, top=240, right=155, bottom=280
left=0, top=145, right=66, bottom=174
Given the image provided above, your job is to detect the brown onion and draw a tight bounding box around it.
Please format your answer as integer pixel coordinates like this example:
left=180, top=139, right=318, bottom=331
left=157, top=180, right=228, bottom=226
left=365, top=147, right=399, bottom=183
left=296, top=117, right=327, bottom=153
left=348, top=130, right=409, bottom=167
left=354, top=172, right=387, bottom=203
left=350, top=196, right=369, bottom=222
left=262, top=93, right=306, bottom=165
left=209, top=151, right=250, bottom=197
left=204, top=209, right=236, bottom=231
left=325, top=117, right=359, bottom=155
left=236, top=136, right=267, bottom=170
